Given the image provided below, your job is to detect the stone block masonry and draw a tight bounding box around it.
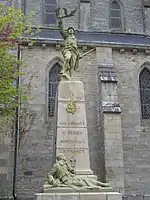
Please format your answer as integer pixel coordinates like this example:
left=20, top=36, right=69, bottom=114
left=12, top=44, right=150, bottom=198
left=96, top=47, right=124, bottom=194
left=35, top=192, right=122, bottom=200
left=0, top=136, right=13, bottom=196
left=1, top=0, right=150, bottom=198
left=112, top=51, right=150, bottom=195
left=56, top=81, right=94, bottom=176
left=16, top=46, right=102, bottom=197
left=23, top=0, right=145, bottom=34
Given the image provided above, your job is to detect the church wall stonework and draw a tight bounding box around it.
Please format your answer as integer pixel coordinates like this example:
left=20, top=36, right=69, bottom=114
left=15, top=46, right=150, bottom=197
left=90, top=0, right=144, bottom=34
left=25, top=0, right=145, bottom=35
left=1, top=0, right=150, bottom=199
left=145, top=7, right=150, bottom=35
left=113, top=50, right=150, bottom=195
left=16, top=46, right=104, bottom=197
left=96, top=47, right=124, bottom=194
left=17, top=47, right=61, bottom=196
left=123, top=0, right=143, bottom=34
left=0, top=135, right=13, bottom=196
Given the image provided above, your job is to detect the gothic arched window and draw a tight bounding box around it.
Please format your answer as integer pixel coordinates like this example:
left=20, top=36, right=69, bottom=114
left=43, top=0, right=57, bottom=25
left=48, top=63, right=61, bottom=117
left=139, top=68, right=150, bottom=119
left=109, top=1, right=123, bottom=31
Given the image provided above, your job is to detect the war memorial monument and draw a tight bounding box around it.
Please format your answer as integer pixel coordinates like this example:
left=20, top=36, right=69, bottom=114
left=35, top=8, right=122, bottom=200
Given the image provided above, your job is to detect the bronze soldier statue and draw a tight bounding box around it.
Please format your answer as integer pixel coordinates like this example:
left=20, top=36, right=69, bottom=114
left=55, top=8, right=95, bottom=80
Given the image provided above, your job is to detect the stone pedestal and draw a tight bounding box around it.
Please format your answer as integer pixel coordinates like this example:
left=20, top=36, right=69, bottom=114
left=55, top=81, right=94, bottom=176
left=35, top=191, right=122, bottom=200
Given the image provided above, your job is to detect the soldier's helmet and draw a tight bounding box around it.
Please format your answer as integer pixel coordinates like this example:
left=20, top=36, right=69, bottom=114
left=67, top=27, right=75, bottom=34
left=56, top=154, right=67, bottom=161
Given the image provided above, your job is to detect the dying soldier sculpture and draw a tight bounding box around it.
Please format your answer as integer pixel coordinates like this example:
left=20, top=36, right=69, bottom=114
left=44, top=154, right=111, bottom=191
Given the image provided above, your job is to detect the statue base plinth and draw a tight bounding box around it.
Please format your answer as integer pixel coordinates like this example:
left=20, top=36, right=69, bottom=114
left=42, top=186, right=113, bottom=193
left=35, top=191, right=122, bottom=200
left=74, top=169, right=97, bottom=180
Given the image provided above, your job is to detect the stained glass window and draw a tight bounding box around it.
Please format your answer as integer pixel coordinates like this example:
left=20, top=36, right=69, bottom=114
left=42, top=0, right=57, bottom=25
left=110, top=1, right=122, bottom=30
left=139, top=68, right=150, bottom=119
left=48, top=63, right=61, bottom=117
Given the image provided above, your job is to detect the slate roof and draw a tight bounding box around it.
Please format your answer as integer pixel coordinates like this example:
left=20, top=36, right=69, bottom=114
left=31, top=29, right=150, bottom=48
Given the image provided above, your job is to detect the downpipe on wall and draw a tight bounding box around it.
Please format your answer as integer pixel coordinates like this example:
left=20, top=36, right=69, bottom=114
left=12, top=44, right=21, bottom=200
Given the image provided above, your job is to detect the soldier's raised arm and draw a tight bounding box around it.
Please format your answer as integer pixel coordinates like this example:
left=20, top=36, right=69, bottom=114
left=56, top=8, right=77, bottom=40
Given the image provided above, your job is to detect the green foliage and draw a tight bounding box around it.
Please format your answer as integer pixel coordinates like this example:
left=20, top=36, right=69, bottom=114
left=0, top=4, right=31, bottom=44
left=0, top=46, right=19, bottom=115
left=0, top=3, right=39, bottom=137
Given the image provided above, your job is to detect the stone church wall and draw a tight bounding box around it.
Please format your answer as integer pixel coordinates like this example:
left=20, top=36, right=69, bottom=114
left=1, top=0, right=150, bottom=198
left=13, top=45, right=150, bottom=197
left=1, top=45, right=150, bottom=198
left=113, top=50, right=150, bottom=195
left=16, top=46, right=104, bottom=197
left=24, top=0, right=145, bottom=35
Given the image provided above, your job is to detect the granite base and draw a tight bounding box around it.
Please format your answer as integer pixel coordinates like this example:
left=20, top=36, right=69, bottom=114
left=35, top=191, right=122, bottom=200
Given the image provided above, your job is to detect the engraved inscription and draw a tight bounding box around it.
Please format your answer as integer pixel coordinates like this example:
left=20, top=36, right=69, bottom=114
left=57, top=128, right=88, bottom=148
left=59, top=122, right=67, bottom=126
left=57, top=149, right=85, bottom=154
left=62, top=130, right=83, bottom=135
left=60, top=140, right=85, bottom=144
left=59, top=121, right=85, bottom=126
left=68, top=130, right=82, bottom=135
